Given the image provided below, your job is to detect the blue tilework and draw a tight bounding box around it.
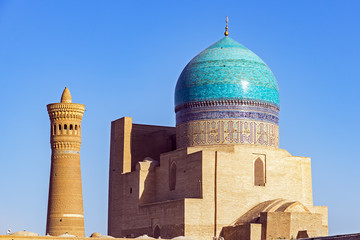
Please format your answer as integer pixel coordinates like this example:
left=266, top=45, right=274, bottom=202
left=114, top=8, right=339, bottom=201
left=175, top=36, right=280, bottom=107
left=176, top=103, right=279, bottom=125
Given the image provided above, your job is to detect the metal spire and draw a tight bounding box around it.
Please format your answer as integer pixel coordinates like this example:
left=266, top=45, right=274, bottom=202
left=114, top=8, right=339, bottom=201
left=224, top=16, right=229, bottom=36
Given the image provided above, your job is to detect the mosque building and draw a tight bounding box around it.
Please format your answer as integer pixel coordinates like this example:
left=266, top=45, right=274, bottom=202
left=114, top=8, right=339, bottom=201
left=107, top=23, right=328, bottom=240
left=0, top=20, right=334, bottom=240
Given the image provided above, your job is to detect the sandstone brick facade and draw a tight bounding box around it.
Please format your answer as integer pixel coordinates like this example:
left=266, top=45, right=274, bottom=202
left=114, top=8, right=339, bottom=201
left=108, top=117, right=328, bottom=240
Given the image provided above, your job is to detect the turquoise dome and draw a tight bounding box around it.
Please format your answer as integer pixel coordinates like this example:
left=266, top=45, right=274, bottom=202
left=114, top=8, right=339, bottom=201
left=175, top=36, right=279, bottom=107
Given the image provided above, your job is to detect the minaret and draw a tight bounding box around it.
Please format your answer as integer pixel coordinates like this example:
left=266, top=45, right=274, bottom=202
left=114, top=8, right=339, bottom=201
left=46, top=87, right=85, bottom=237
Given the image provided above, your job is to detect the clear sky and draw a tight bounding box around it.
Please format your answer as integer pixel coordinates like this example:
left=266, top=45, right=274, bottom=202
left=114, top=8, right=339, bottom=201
left=0, top=0, right=359, bottom=237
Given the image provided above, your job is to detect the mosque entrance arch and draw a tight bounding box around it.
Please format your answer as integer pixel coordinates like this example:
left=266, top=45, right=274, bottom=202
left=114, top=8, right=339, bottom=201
left=153, top=225, right=161, bottom=238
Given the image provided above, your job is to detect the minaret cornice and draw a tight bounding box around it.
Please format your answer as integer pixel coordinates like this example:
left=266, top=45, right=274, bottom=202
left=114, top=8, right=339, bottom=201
left=47, top=103, right=85, bottom=121
left=47, top=103, right=85, bottom=112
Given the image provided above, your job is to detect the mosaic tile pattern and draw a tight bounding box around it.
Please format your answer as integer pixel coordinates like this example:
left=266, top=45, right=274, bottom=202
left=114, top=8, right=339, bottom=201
left=176, top=100, right=279, bottom=125
left=176, top=119, right=279, bottom=148
left=174, top=36, right=280, bottom=148
left=174, top=36, right=280, bottom=107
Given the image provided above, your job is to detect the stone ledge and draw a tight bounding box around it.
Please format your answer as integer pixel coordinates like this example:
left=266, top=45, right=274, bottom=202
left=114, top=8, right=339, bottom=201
left=0, top=236, right=171, bottom=240
left=304, top=233, right=360, bottom=240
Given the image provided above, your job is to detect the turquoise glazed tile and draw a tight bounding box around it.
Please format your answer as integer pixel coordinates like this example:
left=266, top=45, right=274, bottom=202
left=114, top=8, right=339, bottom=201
left=175, top=36, right=280, bottom=107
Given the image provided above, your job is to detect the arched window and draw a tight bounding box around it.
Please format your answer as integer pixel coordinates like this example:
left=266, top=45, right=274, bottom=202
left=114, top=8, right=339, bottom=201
left=254, top=158, right=265, bottom=186
left=153, top=225, right=161, bottom=238
left=59, top=124, right=62, bottom=131
left=53, top=124, right=56, bottom=135
left=70, top=124, right=73, bottom=130
left=169, top=162, right=177, bottom=191
left=64, top=124, right=67, bottom=130
left=75, top=125, right=78, bottom=130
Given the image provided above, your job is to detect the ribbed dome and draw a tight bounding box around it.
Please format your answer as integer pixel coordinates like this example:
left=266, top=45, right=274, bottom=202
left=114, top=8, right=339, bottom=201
left=175, top=36, right=279, bottom=108
left=10, top=230, right=39, bottom=236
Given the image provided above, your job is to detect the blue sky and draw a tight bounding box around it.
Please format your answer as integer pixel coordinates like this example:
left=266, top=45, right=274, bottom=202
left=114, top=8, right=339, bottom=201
left=0, top=0, right=359, bottom=237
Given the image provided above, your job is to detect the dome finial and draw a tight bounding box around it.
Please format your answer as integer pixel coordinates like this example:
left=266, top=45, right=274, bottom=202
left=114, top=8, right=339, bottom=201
left=224, top=16, right=229, bottom=36
left=61, top=87, right=72, bottom=103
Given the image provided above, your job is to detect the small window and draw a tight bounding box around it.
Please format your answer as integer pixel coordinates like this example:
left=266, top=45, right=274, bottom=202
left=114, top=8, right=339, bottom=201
left=130, top=188, right=132, bottom=194
left=254, top=158, right=265, bottom=186
left=75, top=125, right=78, bottom=130
left=64, top=124, right=67, bottom=130
left=59, top=125, right=62, bottom=131
left=169, top=162, right=177, bottom=191
left=53, top=124, right=56, bottom=134
left=70, top=124, right=73, bottom=130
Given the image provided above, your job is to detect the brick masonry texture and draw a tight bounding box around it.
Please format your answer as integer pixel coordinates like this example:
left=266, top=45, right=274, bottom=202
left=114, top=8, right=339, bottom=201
left=108, top=117, right=328, bottom=240
left=46, top=88, right=85, bottom=237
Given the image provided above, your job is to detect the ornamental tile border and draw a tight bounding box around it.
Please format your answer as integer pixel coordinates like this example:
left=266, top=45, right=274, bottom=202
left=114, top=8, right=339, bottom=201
left=176, top=119, right=279, bottom=148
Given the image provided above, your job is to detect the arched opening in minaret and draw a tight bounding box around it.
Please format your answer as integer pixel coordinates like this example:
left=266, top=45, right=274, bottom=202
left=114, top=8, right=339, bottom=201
left=254, top=158, right=265, bottom=186
left=153, top=225, right=161, bottom=238
left=169, top=162, right=177, bottom=191
left=70, top=124, right=73, bottom=130
left=53, top=124, right=56, bottom=135
left=64, top=124, right=67, bottom=130
left=59, top=124, right=62, bottom=131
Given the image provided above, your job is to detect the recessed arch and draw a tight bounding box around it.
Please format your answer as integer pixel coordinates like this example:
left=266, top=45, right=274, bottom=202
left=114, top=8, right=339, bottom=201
left=169, top=162, right=177, bottom=191
left=254, top=157, right=265, bottom=186
left=153, top=225, right=161, bottom=238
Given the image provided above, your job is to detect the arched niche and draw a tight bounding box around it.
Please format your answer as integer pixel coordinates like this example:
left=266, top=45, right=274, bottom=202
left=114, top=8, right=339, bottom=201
left=254, top=157, right=265, bottom=186
left=153, top=225, right=161, bottom=238
left=169, top=162, right=177, bottom=191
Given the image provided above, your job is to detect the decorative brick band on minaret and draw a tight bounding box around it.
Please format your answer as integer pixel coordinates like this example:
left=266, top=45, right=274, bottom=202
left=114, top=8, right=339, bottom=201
left=46, top=87, right=85, bottom=237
